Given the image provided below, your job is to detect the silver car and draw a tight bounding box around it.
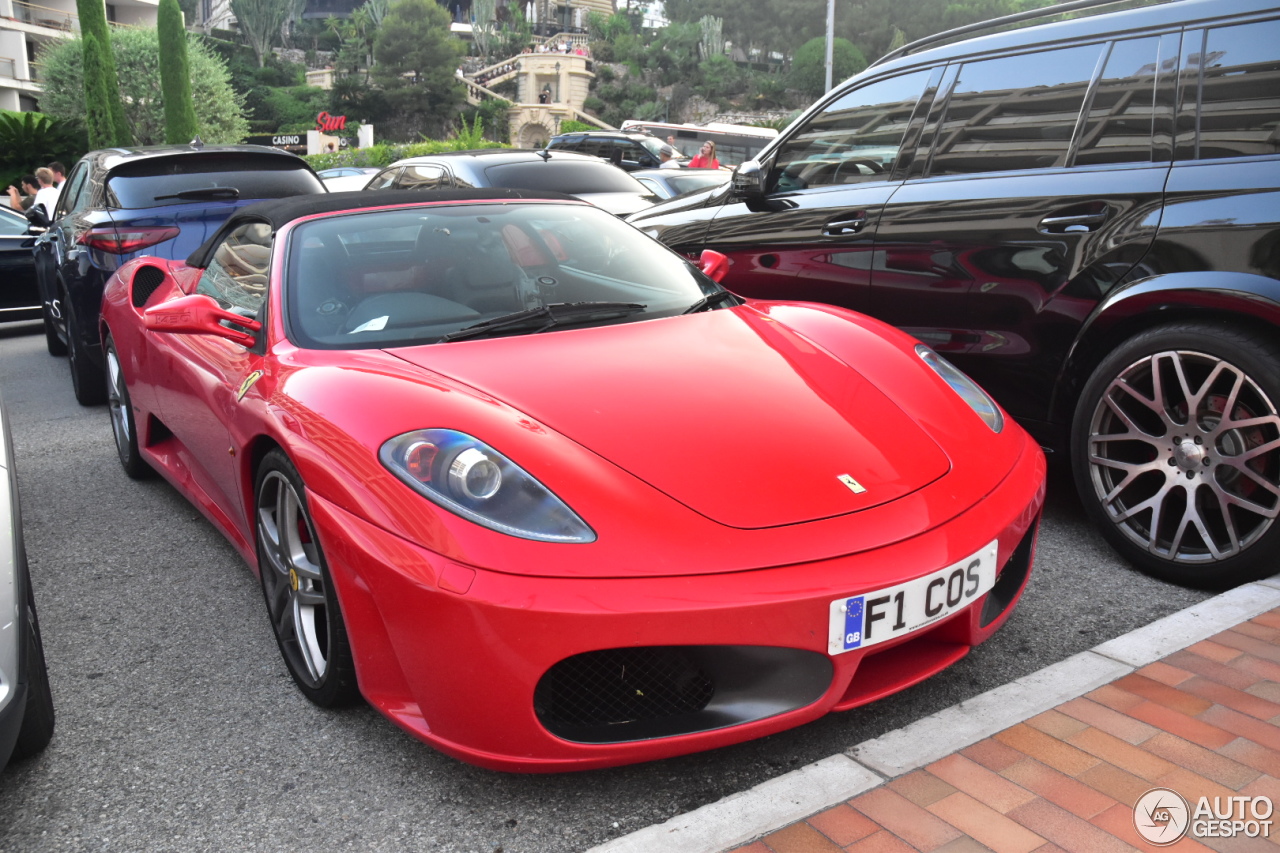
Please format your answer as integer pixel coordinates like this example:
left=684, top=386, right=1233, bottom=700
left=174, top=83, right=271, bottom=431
left=0, top=391, right=54, bottom=771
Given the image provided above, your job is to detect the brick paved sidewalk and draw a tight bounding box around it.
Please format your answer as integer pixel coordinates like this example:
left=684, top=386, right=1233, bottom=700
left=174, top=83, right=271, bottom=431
left=730, top=608, right=1280, bottom=853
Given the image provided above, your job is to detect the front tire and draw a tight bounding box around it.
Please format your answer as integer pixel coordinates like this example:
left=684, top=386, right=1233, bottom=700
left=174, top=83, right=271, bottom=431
left=255, top=450, right=359, bottom=707
left=105, top=335, right=150, bottom=479
left=1072, top=322, right=1280, bottom=588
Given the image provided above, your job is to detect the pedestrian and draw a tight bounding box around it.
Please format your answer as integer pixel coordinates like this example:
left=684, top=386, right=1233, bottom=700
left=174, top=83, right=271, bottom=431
left=5, top=174, right=38, bottom=211
left=688, top=140, right=720, bottom=169
left=31, top=167, right=60, bottom=219
left=658, top=145, right=681, bottom=169
left=47, top=161, right=66, bottom=187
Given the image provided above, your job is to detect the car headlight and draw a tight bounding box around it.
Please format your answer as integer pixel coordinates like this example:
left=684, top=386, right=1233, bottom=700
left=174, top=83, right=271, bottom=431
left=915, top=345, right=1004, bottom=433
left=380, top=429, right=596, bottom=543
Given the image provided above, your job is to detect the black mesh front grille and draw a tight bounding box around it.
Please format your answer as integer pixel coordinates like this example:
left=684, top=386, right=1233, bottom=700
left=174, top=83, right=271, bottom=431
left=535, top=646, right=715, bottom=729
left=131, top=265, right=166, bottom=308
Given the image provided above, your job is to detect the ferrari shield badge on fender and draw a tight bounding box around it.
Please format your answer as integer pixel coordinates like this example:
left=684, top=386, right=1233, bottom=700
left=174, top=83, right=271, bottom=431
left=237, top=370, right=264, bottom=401
left=838, top=474, right=867, bottom=494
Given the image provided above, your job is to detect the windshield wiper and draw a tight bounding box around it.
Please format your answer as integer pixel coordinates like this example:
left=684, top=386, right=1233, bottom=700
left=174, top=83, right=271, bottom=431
left=153, top=187, right=241, bottom=202
left=441, top=301, right=647, bottom=342
left=682, top=289, right=739, bottom=314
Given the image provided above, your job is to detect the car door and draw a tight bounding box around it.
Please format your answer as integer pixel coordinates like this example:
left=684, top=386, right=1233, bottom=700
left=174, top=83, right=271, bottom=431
left=151, top=222, right=272, bottom=525
left=33, top=160, right=92, bottom=318
left=700, top=68, right=936, bottom=314
left=0, top=210, right=38, bottom=319
left=869, top=35, right=1178, bottom=426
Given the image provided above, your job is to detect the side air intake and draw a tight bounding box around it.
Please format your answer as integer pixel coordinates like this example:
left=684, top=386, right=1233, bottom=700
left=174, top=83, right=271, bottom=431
left=131, top=265, right=167, bottom=308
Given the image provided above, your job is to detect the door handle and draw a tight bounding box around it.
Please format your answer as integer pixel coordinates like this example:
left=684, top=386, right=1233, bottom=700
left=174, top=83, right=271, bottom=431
left=1039, top=209, right=1109, bottom=233
left=823, top=215, right=867, bottom=236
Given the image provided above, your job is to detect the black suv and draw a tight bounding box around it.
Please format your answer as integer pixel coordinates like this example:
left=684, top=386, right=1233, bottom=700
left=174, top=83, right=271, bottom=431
left=34, top=144, right=325, bottom=405
left=545, top=131, right=672, bottom=171
left=629, top=0, right=1280, bottom=589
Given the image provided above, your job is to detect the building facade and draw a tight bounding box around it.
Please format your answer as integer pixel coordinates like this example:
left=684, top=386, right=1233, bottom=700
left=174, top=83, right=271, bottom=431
left=0, top=0, right=159, bottom=113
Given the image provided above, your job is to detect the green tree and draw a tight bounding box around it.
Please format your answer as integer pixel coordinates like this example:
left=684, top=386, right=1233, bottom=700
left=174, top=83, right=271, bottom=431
left=40, top=28, right=250, bottom=145
left=230, top=0, right=294, bottom=67
left=790, top=36, right=867, bottom=96
left=372, top=0, right=464, bottom=140
left=158, top=0, right=200, bottom=143
left=0, top=111, right=85, bottom=189
left=75, top=0, right=130, bottom=145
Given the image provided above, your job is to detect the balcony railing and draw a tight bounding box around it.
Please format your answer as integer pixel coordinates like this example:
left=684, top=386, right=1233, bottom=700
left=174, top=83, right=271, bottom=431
left=11, top=1, right=78, bottom=32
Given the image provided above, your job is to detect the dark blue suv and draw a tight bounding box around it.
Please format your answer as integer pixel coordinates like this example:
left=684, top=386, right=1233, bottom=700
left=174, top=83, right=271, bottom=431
left=34, top=144, right=326, bottom=404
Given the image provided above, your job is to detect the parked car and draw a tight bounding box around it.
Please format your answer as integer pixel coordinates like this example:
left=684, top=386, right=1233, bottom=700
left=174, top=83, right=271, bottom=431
left=34, top=143, right=326, bottom=405
left=0, top=391, right=55, bottom=773
left=0, top=206, right=39, bottom=325
left=319, top=166, right=379, bottom=193
left=545, top=130, right=677, bottom=171
left=360, top=149, right=657, bottom=216
left=629, top=0, right=1280, bottom=589
left=99, top=189, right=1044, bottom=771
left=631, top=167, right=732, bottom=200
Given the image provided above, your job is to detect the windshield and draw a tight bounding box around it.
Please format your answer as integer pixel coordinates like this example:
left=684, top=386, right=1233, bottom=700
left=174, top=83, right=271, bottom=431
left=664, top=172, right=730, bottom=196
left=286, top=202, right=726, bottom=349
left=483, top=160, right=648, bottom=194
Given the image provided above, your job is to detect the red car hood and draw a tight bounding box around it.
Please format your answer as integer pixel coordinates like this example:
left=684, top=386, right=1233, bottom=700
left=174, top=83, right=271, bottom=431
left=390, top=307, right=950, bottom=529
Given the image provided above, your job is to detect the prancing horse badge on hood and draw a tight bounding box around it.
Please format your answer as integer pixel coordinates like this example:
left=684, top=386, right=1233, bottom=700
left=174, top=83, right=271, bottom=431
left=838, top=474, right=867, bottom=494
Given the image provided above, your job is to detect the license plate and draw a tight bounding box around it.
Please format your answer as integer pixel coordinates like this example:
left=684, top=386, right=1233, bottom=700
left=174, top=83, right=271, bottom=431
left=827, top=541, right=999, bottom=655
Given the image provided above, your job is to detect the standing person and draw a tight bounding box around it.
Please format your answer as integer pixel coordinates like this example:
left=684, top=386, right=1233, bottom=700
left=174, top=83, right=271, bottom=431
left=47, top=161, right=66, bottom=187
left=688, top=140, right=720, bottom=169
left=5, top=175, right=39, bottom=210
left=31, top=168, right=60, bottom=220
left=659, top=145, right=681, bottom=169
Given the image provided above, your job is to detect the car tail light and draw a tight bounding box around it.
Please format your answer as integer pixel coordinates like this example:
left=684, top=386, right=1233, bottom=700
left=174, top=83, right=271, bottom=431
left=78, top=225, right=181, bottom=254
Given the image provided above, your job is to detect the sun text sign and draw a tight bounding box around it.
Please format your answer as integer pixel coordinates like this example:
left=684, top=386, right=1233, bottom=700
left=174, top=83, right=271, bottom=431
left=316, top=112, right=347, bottom=132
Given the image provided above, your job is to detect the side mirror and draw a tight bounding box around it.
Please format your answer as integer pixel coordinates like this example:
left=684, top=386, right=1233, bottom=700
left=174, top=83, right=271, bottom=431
left=24, top=205, right=50, bottom=229
left=698, top=249, right=730, bottom=283
left=144, top=294, right=260, bottom=348
left=731, top=160, right=766, bottom=199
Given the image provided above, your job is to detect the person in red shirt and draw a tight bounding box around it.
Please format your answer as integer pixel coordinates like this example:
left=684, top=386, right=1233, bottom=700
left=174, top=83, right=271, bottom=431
left=688, top=140, right=720, bottom=169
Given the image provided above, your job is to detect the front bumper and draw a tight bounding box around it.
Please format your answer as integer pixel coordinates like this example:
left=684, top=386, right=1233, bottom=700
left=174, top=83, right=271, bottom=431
left=309, top=435, right=1046, bottom=772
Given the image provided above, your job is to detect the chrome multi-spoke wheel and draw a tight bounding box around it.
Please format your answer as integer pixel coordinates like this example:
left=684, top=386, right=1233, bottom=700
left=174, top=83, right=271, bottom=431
left=1073, top=324, right=1280, bottom=587
left=255, top=451, right=358, bottom=706
left=105, top=337, right=149, bottom=479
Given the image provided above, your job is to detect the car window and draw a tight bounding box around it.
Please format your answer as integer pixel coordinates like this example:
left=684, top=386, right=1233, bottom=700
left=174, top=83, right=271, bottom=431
left=770, top=70, right=931, bottom=192
left=54, top=163, right=91, bottom=219
left=106, top=155, right=323, bottom=209
left=484, top=160, right=649, bottom=194
left=396, top=164, right=449, bottom=191
left=196, top=222, right=273, bottom=316
left=367, top=167, right=401, bottom=190
left=926, top=44, right=1104, bottom=176
left=1074, top=37, right=1164, bottom=166
left=0, top=208, right=26, bottom=235
left=635, top=177, right=662, bottom=196
left=1194, top=17, right=1280, bottom=159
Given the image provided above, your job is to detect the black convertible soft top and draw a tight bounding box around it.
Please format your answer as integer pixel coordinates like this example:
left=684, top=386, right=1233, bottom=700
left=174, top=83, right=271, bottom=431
left=185, top=188, right=582, bottom=268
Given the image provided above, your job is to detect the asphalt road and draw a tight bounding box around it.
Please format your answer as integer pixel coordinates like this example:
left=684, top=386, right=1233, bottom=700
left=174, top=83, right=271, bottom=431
left=0, top=319, right=1212, bottom=853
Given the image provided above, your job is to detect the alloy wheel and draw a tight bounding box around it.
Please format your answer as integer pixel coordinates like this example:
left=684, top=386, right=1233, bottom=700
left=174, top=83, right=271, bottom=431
left=1086, top=348, right=1280, bottom=564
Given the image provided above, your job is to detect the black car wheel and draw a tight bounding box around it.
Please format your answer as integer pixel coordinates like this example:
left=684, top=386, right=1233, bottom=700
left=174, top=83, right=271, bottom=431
left=255, top=450, right=359, bottom=707
left=1072, top=322, right=1280, bottom=588
left=104, top=335, right=150, bottom=479
left=65, top=295, right=106, bottom=406
left=10, top=571, right=55, bottom=762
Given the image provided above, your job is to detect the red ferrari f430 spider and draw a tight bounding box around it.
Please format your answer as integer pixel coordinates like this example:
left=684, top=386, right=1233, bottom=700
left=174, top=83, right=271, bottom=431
left=100, top=190, right=1045, bottom=771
